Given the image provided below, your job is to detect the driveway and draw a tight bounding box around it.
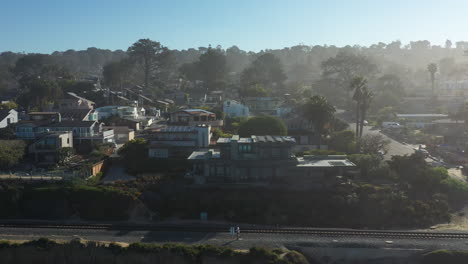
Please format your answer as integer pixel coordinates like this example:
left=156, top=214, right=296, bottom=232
left=348, top=124, right=416, bottom=160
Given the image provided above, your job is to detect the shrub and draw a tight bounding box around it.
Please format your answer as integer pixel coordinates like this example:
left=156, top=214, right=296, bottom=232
left=423, top=250, right=468, bottom=264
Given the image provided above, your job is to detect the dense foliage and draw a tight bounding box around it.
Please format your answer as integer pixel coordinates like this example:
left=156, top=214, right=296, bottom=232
left=0, top=238, right=306, bottom=264
left=0, top=140, right=26, bottom=169
left=423, top=250, right=468, bottom=264
left=0, top=184, right=136, bottom=220
left=238, top=116, right=287, bottom=137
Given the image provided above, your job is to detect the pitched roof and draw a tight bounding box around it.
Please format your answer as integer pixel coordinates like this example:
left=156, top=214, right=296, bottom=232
left=59, top=109, right=92, bottom=121
left=0, top=109, right=12, bottom=121
left=66, top=92, right=95, bottom=104
left=42, top=121, right=96, bottom=128
left=174, top=109, right=215, bottom=115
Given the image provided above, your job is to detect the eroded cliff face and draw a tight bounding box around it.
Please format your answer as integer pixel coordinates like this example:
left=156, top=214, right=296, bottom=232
left=0, top=239, right=309, bottom=264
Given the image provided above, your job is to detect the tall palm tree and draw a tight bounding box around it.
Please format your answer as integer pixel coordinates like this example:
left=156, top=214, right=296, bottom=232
left=359, top=87, right=373, bottom=139
left=427, top=63, right=438, bottom=96
left=350, top=76, right=367, bottom=151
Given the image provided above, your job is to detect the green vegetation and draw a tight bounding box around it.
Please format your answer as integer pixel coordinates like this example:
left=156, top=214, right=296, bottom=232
left=238, top=116, right=287, bottom=137
left=211, top=127, right=233, bottom=139
left=0, top=238, right=307, bottom=264
left=0, top=140, right=26, bottom=169
left=423, top=250, right=468, bottom=264
left=0, top=101, right=17, bottom=110
left=180, top=47, right=227, bottom=91
left=300, top=95, right=336, bottom=147
left=327, top=130, right=356, bottom=154
left=0, top=184, right=136, bottom=220
left=118, top=138, right=150, bottom=174
left=240, top=53, right=287, bottom=94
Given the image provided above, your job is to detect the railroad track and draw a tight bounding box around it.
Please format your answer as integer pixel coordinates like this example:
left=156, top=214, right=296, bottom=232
left=1, top=222, right=468, bottom=240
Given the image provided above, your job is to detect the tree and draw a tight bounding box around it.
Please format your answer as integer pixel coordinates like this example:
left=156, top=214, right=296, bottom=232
left=238, top=116, right=287, bottom=137
left=118, top=138, right=149, bottom=174
left=328, top=130, right=355, bottom=153
left=0, top=140, right=26, bottom=169
left=127, top=39, right=170, bottom=89
left=0, top=126, right=16, bottom=140
left=359, top=134, right=390, bottom=155
left=359, top=86, right=373, bottom=139
left=62, top=80, right=95, bottom=95
left=102, top=58, right=132, bottom=90
left=320, top=51, right=377, bottom=103
left=300, top=95, right=336, bottom=148
left=348, top=154, right=381, bottom=179
left=240, top=53, right=287, bottom=93
left=445, top=39, right=452, bottom=49
left=18, top=78, right=62, bottom=110
left=57, top=147, right=75, bottom=166
left=239, top=84, right=268, bottom=98
left=0, top=101, right=18, bottom=110
left=350, top=76, right=366, bottom=148
left=427, top=63, right=438, bottom=95
left=197, top=47, right=227, bottom=90
left=179, top=47, right=227, bottom=91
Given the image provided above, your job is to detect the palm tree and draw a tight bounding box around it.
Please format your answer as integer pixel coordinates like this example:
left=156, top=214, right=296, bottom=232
left=301, top=95, right=336, bottom=149
left=427, top=63, right=438, bottom=95
left=350, top=76, right=367, bottom=150
left=359, top=87, right=373, bottom=139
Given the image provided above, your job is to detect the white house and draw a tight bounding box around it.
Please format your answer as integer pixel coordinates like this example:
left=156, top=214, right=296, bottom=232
left=0, top=109, right=18, bottom=128
left=223, top=100, right=250, bottom=118
left=95, top=105, right=145, bottom=120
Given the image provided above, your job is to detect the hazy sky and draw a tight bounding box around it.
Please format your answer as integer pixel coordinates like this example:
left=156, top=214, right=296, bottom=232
left=2, top=0, right=468, bottom=53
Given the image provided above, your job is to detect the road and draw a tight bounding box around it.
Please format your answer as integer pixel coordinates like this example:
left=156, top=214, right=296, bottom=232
left=348, top=124, right=416, bottom=159
left=0, top=226, right=467, bottom=252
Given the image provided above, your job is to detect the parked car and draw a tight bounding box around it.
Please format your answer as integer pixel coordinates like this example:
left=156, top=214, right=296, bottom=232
left=382, top=122, right=402, bottom=129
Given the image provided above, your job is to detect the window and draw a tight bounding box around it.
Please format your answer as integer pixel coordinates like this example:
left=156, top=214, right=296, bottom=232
left=6, top=118, right=10, bottom=125
left=67, top=138, right=70, bottom=144
left=238, top=144, right=252, bottom=153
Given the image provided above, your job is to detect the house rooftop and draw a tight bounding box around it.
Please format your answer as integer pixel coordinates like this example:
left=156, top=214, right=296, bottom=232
left=43, top=121, right=96, bottom=127
left=396, top=114, right=448, bottom=118
left=28, top=112, right=59, bottom=115
left=0, top=109, right=15, bottom=121
left=296, top=155, right=356, bottom=168
left=67, top=92, right=95, bottom=104
left=151, top=125, right=208, bottom=133
left=59, top=109, right=92, bottom=120
left=177, top=109, right=215, bottom=115
left=217, top=135, right=296, bottom=144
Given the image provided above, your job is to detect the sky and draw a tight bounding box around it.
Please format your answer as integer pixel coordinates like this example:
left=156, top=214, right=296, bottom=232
left=2, top=0, right=468, bottom=53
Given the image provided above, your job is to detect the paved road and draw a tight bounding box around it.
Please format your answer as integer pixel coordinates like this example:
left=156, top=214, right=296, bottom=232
left=0, top=226, right=467, bottom=251
left=348, top=124, right=416, bottom=159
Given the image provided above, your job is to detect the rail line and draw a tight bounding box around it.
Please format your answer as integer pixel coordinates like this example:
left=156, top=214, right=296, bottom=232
left=1, top=222, right=467, bottom=240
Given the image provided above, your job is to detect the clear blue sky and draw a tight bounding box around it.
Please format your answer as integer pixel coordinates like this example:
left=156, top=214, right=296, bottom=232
left=2, top=0, right=468, bottom=53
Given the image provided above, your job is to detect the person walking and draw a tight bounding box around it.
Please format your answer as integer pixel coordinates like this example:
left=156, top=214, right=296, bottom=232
left=236, top=225, right=240, bottom=240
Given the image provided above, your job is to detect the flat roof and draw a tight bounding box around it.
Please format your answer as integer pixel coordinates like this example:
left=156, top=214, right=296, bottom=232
left=217, top=135, right=296, bottom=144
left=396, top=114, right=448, bottom=118
left=296, top=156, right=355, bottom=168
left=154, top=126, right=199, bottom=133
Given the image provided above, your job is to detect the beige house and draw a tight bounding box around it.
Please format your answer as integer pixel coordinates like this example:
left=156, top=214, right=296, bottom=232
left=103, top=126, right=134, bottom=144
